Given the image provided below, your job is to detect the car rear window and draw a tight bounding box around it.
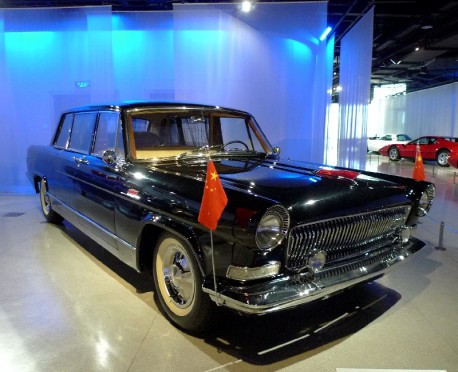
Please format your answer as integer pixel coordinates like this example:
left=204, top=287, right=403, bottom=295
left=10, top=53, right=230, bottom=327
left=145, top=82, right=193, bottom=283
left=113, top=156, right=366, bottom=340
left=54, top=114, right=73, bottom=148
left=68, top=112, right=97, bottom=153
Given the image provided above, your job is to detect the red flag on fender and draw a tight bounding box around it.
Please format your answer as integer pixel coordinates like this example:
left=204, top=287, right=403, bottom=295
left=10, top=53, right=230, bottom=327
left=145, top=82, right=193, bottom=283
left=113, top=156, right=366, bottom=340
left=198, top=160, right=228, bottom=231
left=413, top=144, right=425, bottom=181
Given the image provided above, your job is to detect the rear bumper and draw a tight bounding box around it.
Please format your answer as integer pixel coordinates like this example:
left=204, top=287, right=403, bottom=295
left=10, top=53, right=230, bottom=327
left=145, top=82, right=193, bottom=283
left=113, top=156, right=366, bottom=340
left=202, top=237, right=425, bottom=315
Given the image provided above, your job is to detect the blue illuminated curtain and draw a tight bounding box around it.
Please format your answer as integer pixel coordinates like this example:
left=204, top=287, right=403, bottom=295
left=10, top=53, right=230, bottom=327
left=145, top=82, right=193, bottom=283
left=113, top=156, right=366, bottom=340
left=0, top=3, right=329, bottom=193
left=337, top=7, right=374, bottom=169
left=323, top=35, right=336, bottom=165
left=0, top=7, right=113, bottom=193
left=111, top=11, right=175, bottom=100
left=173, top=3, right=329, bottom=163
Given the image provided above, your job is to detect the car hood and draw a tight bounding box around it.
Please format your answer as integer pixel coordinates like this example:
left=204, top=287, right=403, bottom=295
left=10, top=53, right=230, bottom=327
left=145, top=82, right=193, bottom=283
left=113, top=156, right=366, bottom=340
left=148, top=157, right=414, bottom=224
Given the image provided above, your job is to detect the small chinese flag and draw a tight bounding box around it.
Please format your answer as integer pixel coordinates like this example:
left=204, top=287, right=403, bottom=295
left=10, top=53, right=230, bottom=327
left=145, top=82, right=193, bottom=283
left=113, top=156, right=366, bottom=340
left=413, top=144, right=425, bottom=181
left=198, top=160, right=228, bottom=231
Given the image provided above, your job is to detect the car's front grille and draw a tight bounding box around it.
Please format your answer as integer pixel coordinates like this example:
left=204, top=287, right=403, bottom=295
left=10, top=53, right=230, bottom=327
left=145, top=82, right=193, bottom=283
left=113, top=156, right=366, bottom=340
left=286, top=206, right=411, bottom=272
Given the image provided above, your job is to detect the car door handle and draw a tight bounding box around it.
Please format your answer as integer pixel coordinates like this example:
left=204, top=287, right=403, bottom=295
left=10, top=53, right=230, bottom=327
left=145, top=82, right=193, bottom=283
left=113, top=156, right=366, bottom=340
left=74, top=157, right=89, bottom=165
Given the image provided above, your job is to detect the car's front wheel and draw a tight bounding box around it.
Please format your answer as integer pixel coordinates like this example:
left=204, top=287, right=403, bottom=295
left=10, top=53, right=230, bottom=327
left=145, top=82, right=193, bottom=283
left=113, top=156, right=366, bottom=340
left=153, top=232, right=215, bottom=332
left=39, top=178, right=63, bottom=224
left=436, top=150, right=450, bottom=167
left=388, top=146, right=400, bottom=161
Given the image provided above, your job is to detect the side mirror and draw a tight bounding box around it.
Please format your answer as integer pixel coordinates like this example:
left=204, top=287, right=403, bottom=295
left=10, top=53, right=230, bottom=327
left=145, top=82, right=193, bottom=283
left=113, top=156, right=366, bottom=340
left=102, top=149, right=117, bottom=165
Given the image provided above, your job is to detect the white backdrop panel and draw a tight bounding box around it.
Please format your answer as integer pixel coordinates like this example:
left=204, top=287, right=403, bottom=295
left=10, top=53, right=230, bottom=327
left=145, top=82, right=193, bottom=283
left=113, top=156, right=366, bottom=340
left=337, top=7, right=374, bottom=170
left=368, top=82, right=458, bottom=138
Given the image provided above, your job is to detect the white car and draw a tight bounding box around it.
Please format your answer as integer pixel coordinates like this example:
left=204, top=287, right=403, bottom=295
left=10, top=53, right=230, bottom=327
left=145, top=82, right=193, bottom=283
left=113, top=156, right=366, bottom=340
left=367, top=133, right=412, bottom=153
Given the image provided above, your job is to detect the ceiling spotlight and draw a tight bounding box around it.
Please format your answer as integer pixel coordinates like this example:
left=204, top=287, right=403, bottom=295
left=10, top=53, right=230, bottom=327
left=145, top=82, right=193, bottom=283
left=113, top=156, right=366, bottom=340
left=241, top=1, right=253, bottom=12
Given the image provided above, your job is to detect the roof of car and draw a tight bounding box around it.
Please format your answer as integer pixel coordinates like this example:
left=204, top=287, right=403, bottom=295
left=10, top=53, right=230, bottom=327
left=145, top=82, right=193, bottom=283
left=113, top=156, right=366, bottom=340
left=62, top=100, right=249, bottom=115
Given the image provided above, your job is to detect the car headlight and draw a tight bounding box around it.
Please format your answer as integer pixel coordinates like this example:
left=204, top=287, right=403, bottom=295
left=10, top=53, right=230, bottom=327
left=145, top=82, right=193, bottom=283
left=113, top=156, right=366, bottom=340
left=255, top=205, right=290, bottom=250
left=416, top=183, right=435, bottom=216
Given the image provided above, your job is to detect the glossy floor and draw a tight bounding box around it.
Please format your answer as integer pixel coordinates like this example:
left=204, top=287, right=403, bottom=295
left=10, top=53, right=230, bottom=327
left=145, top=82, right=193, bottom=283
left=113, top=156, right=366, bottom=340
left=1, top=155, right=457, bottom=372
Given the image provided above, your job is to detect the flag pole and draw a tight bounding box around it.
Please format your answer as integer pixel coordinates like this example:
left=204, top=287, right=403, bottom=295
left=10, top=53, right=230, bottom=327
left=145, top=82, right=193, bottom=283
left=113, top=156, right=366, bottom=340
left=210, top=228, right=221, bottom=306
left=207, top=152, right=221, bottom=307
left=198, top=150, right=227, bottom=307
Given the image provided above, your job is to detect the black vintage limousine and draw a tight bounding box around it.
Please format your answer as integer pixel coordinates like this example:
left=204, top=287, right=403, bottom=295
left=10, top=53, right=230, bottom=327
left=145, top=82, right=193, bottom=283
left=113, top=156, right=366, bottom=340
left=27, top=101, right=435, bottom=332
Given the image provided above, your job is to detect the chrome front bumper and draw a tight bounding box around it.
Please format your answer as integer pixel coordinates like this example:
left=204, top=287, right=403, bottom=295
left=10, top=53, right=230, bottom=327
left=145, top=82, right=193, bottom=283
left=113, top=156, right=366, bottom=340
left=202, top=237, right=425, bottom=315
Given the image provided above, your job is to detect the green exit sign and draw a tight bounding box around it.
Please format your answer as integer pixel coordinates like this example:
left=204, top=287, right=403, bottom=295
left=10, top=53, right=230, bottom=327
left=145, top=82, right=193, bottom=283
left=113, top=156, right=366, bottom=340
left=75, top=81, right=91, bottom=88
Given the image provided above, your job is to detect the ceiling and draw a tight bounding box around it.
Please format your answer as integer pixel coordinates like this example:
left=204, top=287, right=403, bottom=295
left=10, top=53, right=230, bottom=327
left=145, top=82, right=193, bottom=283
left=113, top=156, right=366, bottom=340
left=328, top=0, right=458, bottom=99
left=2, top=0, right=458, bottom=97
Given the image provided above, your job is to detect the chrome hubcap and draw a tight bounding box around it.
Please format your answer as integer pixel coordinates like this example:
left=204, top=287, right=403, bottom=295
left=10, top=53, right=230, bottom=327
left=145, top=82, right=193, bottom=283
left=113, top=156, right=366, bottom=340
left=438, top=153, right=448, bottom=165
left=162, top=247, right=195, bottom=309
left=40, top=181, right=51, bottom=214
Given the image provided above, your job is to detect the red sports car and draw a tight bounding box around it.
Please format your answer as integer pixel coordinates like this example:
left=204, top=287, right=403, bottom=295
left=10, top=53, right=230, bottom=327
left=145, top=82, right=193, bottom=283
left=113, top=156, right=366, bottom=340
left=379, top=136, right=458, bottom=167
left=448, top=151, right=458, bottom=169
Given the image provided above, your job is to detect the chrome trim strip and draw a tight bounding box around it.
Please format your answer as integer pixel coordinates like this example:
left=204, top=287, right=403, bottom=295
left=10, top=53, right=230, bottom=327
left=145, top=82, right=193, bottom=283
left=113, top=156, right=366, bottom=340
left=48, top=193, right=138, bottom=270
left=203, top=237, right=425, bottom=315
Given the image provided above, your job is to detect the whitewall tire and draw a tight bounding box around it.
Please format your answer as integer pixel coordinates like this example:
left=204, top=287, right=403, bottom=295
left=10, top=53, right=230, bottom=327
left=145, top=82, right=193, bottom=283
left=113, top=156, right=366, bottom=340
left=153, top=232, right=215, bottom=332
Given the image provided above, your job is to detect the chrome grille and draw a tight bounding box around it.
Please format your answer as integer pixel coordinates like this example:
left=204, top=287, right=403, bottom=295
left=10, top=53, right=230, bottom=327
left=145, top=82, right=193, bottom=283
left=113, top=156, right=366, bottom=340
left=286, top=206, right=411, bottom=272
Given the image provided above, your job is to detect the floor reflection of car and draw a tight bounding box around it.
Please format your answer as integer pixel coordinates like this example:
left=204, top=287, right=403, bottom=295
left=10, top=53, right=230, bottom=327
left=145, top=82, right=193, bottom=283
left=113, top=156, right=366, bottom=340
left=367, top=133, right=411, bottom=153
left=379, top=136, right=458, bottom=167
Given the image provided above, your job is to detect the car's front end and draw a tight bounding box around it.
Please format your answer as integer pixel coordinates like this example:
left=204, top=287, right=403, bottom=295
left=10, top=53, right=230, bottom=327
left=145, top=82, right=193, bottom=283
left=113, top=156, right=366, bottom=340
left=199, top=160, right=435, bottom=314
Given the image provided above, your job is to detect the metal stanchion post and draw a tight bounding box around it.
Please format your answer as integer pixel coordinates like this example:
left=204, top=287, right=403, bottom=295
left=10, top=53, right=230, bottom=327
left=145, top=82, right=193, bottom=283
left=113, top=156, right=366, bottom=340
left=435, top=221, right=446, bottom=251
left=432, top=166, right=435, bottom=178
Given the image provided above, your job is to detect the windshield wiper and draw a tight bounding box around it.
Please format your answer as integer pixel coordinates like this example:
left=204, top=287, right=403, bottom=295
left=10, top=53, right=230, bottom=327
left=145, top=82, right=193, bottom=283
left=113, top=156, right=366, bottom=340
left=177, top=145, right=268, bottom=160
left=192, top=144, right=225, bottom=153
left=176, top=145, right=223, bottom=159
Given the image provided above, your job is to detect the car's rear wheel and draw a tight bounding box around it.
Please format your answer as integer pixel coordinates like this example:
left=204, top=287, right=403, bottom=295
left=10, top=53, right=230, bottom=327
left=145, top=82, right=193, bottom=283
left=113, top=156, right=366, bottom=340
left=436, top=150, right=450, bottom=167
left=153, top=232, right=215, bottom=332
left=388, top=146, right=400, bottom=161
left=39, top=178, right=63, bottom=224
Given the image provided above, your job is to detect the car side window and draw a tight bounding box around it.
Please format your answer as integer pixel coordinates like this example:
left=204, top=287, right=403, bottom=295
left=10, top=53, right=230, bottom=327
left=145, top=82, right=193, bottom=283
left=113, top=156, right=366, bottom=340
left=54, top=114, right=73, bottom=149
left=417, top=137, right=430, bottom=145
left=92, top=111, right=120, bottom=157
left=68, top=112, right=97, bottom=153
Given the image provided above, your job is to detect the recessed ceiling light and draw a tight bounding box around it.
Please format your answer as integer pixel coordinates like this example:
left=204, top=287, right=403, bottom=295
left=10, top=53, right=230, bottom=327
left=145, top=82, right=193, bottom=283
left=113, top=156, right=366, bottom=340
left=241, top=1, right=253, bottom=12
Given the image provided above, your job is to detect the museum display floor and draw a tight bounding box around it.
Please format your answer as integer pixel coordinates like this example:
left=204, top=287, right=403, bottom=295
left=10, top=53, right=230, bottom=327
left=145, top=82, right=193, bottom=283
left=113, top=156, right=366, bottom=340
left=1, top=155, right=457, bottom=372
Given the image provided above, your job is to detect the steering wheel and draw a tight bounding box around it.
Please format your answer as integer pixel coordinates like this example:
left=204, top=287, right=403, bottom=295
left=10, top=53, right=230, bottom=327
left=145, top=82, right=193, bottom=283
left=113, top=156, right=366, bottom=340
left=223, top=140, right=249, bottom=152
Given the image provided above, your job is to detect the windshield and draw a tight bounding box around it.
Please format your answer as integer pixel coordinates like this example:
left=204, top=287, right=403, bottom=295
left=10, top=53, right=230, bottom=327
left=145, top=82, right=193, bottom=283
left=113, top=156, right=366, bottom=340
left=126, top=108, right=273, bottom=161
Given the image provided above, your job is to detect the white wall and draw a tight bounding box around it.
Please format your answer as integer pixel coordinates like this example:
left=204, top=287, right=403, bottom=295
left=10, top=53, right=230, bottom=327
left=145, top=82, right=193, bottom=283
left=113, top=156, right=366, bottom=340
left=368, top=82, right=458, bottom=138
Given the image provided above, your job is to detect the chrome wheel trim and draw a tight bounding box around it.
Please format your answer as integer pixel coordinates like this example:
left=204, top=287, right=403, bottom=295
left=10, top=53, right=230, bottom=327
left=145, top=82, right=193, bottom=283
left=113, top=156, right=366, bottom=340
left=39, top=179, right=51, bottom=216
left=437, top=151, right=449, bottom=166
left=388, top=147, right=399, bottom=160
left=155, top=238, right=196, bottom=316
